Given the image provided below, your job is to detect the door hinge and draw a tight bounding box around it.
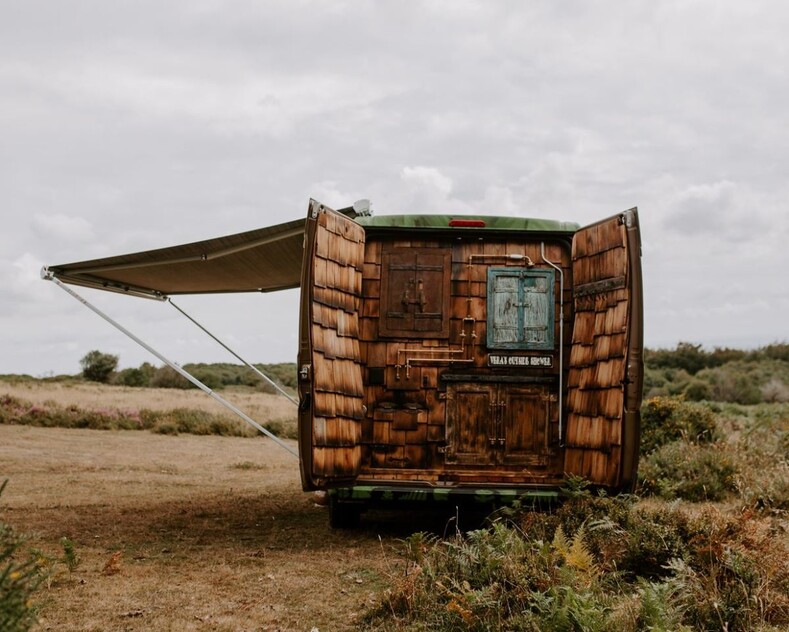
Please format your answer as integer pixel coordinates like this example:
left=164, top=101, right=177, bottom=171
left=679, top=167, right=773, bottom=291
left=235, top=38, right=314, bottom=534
left=621, top=209, right=635, bottom=228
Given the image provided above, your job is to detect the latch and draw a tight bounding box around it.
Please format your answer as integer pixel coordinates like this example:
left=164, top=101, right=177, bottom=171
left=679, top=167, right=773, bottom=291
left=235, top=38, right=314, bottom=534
left=299, top=364, right=311, bottom=381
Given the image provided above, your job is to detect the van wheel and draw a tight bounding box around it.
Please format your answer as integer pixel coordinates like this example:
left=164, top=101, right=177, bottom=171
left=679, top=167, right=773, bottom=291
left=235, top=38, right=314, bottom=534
left=329, top=498, right=362, bottom=529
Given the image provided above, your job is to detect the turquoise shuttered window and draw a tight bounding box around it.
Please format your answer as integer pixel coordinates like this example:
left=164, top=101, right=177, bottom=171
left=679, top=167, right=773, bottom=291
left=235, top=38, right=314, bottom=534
left=487, top=268, right=555, bottom=350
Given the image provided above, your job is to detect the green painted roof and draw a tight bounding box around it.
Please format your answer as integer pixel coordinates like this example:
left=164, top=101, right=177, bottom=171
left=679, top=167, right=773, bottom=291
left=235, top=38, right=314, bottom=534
left=354, top=214, right=579, bottom=232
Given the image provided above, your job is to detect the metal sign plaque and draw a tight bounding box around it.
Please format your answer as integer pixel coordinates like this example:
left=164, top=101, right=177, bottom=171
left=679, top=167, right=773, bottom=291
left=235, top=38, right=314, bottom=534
left=487, top=354, right=553, bottom=368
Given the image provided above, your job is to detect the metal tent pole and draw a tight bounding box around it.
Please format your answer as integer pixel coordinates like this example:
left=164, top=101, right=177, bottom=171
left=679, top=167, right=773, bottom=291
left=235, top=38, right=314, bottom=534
left=168, top=299, right=298, bottom=406
left=42, top=270, right=298, bottom=458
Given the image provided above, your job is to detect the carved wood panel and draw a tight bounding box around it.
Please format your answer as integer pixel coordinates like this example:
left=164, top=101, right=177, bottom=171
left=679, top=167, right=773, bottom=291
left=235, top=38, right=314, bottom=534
left=379, top=247, right=451, bottom=338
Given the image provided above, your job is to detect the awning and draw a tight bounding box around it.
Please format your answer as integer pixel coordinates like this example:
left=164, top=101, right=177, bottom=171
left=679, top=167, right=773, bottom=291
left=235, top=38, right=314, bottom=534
left=45, top=217, right=306, bottom=299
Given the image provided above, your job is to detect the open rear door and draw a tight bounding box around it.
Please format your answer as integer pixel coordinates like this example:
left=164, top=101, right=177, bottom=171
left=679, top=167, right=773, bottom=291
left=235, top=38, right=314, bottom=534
left=298, top=200, right=366, bottom=490
left=564, top=209, right=643, bottom=489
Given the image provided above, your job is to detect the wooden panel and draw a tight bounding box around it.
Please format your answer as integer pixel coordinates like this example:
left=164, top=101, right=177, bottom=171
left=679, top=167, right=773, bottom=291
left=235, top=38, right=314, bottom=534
left=304, top=206, right=365, bottom=485
left=364, top=240, right=381, bottom=264
left=564, top=213, right=632, bottom=486
left=360, top=316, right=378, bottom=341
left=446, top=383, right=494, bottom=465
left=379, top=247, right=452, bottom=338
left=501, top=387, right=549, bottom=465
left=393, top=407, right=423, bottom=431
left=490, top=273, right=519, bottom=344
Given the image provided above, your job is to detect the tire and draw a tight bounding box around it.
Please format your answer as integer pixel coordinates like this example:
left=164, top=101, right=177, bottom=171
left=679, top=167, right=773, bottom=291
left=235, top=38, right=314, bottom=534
left=328, top=497, right=362, bottom=529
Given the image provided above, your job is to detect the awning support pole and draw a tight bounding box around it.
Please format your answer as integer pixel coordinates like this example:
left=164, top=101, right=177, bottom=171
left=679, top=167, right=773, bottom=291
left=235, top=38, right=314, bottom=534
left=43, top=272, right=298, bottom=458
left=168, top=299, right=298, bottom=406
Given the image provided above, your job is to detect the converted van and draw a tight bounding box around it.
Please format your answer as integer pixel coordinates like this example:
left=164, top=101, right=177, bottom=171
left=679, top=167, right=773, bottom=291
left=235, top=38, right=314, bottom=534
left=45, top=200, right=643, bottom=527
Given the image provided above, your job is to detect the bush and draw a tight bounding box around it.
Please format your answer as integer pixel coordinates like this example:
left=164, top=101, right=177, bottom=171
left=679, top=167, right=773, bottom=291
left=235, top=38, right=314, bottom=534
left=79, top=350, right=118, bottom=383
left=640, top=397, right=719, bottom=455
left=645, top=342, right=713, bottom=375
left=362, top=496, right=789, bottom=632
left=729, top=403, right=789, bottom=511
left=639, top=441, right=738, bottom=501
left=698, top=366, right=763, bottom=405
left=113, top=362, right=155, bottom=387
left=761, top=377, right=789, bottom=403
left=682, top=379, right=711, bottom=402
left=149, top=366, right=192, bottom=389
left=1, top=481, right=43, bottom=632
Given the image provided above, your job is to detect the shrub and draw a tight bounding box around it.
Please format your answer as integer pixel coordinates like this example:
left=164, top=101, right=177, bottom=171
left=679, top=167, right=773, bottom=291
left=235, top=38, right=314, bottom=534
left=1, top=481, right=43, bottom=632
left=730, top=403, right=789, bottom=511
left=639, top=441, right=738, bottom=501
left=640, top=396, right=719, bottom=455
left=675, top=508, right=789, bottom=631
left=682, top=379, right=711, bottom=402
left=149, top=366, right=192, bottom=389
left=761, top=342, right=789, bottom=362
left=113, top=367, right=149, bottom=387
left=111, top=362, right=156, bottom=388
left=362, top=496, right=789, bottom=631
left=79, top=350, right=118, bottom=383
left=645, top=342, right=711, bottom=375
left=761, top=377, right=789, bottom=403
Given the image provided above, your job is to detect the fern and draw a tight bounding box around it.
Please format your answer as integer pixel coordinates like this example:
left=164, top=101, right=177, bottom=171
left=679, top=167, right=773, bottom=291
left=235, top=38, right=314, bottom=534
left=552, top=524, right=570, bottom=558
left=566, top=524, right=598, bottom=578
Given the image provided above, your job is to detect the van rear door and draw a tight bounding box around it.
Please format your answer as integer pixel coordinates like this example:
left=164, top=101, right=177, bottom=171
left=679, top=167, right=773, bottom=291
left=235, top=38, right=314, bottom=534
left=564, top=209, right=643, bottom=489
left=298, top=200, right=366, bottom=490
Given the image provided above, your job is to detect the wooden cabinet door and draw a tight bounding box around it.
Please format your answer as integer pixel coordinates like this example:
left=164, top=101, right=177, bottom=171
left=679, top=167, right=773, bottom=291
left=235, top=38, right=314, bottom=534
left=500, top=386, right=552, bottom=466
left=379, top=247, right=451, bottom=338
left=446, top=383, right=553, bottom=467
left=445, top=383, right=496, bottom=466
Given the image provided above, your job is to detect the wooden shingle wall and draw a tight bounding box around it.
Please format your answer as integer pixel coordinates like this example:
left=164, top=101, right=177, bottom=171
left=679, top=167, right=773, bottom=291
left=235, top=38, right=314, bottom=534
left=357, top=236, right=572, bottom=483
left=564, top=217, right=630, bottom=486
left=310, top=211, right=366, bottom=478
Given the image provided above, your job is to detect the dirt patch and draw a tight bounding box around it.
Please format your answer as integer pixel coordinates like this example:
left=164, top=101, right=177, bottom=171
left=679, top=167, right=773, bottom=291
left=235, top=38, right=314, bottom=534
left=0, top=425, right=409, bottom=631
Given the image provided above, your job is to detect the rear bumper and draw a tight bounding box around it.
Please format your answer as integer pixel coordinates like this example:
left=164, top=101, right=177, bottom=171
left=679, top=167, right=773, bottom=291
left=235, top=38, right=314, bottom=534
left=328, top=484, right=559, bottom=508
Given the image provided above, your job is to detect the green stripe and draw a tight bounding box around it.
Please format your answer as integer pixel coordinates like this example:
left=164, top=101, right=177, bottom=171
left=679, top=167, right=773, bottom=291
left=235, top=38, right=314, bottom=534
left=355, top=215, right=579, bottom=233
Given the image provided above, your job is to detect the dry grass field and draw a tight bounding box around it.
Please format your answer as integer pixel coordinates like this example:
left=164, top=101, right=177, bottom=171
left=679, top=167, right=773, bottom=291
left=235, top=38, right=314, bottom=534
left=0, top=380, right=295, bottom=427
left=0, top=382, right=413, bottom=631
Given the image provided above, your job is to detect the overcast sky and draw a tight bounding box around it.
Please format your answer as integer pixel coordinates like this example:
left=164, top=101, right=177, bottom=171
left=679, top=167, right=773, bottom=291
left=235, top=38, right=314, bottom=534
left=1, top=1, right=787, bottom=376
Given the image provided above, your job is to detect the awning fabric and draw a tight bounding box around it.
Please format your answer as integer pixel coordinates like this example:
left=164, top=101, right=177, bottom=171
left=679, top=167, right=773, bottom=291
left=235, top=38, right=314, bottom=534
left=46, top=218, right=306, bottom=299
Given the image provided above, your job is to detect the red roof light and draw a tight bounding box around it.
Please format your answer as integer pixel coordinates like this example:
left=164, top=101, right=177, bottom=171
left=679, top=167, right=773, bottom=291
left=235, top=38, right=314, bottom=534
left=448, top=219, right=486, bottom=228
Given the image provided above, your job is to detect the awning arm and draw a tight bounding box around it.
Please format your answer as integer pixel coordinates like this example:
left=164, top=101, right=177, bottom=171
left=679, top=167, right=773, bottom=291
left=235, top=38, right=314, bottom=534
left=41, top=268, right=298, bottom=458
left=168, top=298, right=298, bottom=406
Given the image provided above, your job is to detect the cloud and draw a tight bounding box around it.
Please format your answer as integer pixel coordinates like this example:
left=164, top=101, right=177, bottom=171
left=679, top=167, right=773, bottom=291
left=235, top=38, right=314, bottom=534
left=0, top=253, right=52, bottom=308
left=31, top=214, right=94, bottom=242
left=661, top=179, right=773, bottom=243
left=401, top=166, right=453, bottom=197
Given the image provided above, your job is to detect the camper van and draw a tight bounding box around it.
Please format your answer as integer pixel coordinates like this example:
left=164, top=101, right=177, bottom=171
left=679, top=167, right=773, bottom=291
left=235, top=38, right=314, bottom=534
left=45, top=200, right=643, bottom=527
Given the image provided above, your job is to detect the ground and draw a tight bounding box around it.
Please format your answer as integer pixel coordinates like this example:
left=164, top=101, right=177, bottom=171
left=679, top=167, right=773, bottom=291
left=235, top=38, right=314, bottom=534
left=0, top=424, right=402, bottom=632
